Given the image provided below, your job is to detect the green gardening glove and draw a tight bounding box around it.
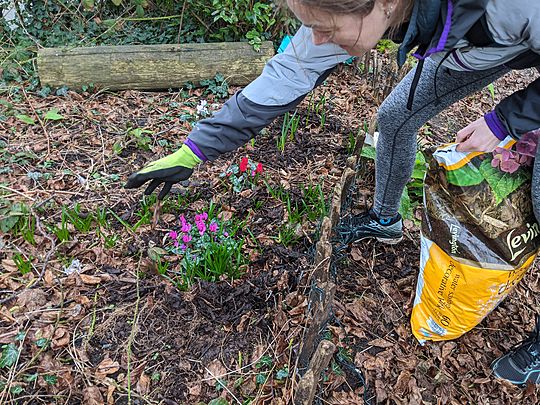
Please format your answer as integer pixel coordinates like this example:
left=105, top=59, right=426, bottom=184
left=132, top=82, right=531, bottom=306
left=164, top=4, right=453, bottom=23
left=125, top=144, right=202, bottom=199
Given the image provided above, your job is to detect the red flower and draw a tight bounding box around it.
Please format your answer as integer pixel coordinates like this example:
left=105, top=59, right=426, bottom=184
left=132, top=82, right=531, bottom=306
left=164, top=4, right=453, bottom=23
left=255, top=162, right=263, bottom=174
left=239, top=156, right=249, bottom=173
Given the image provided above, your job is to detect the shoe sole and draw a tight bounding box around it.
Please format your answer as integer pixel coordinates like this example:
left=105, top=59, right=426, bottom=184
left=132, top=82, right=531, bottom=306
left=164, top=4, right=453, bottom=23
left=376, top=236, right=403, bottom=245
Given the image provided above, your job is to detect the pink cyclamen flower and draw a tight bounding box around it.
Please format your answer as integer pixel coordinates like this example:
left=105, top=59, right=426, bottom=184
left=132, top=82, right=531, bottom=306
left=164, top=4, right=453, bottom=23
left=169, top=230, right=178, bottom=240
left=492, top=147, right=520, bottom=173
left=179, top=215, right=187, bottom=225
left=197, top=221, right=206, bottom=236
left=195, top=212, right=208, bottom=223
left=182, top=234, right=192, bottom=243
left=181, top=222, right=192, bottom=233
left=223, top=231, right=229, bottom=237
left=209, top=222, right=218, bottom=233
left=180, top=244, right=187, bottom=250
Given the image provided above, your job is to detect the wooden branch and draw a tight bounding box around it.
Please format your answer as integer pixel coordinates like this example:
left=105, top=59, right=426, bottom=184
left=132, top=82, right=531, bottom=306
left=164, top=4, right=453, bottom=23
left=294, top=340, right=336, bottom=405
left=312, top=241, right=331, bottom=284
left=298, top=282, right=336, bottom=368
left=37, top=42, right=274, bottom=90
left=329, top=183, right=342, bottom=229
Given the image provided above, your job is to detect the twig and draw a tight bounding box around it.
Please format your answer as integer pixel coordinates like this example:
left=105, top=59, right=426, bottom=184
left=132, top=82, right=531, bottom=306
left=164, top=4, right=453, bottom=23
left=127, top=255, right=143, bottom=403
left=21, top=87, right=50, bottom=158
left=176, top=0, right=187, bottom=44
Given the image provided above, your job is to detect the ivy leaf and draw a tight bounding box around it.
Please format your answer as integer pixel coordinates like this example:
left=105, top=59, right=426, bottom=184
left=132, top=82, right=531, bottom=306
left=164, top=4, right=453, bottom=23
left=478, top=159, right=530, bottom=204
left=446, top=163, right=484, bottom=187
left=275, top=366, right=289, bottom=380
left=255, top=373, right=267, bottom=385
left=43, top=374, right=58, bottom=385
left=15, top=114, right=35, bottom=125
left=0, top=344, right=19, bottom=368
left=44, top=108, right=64, bottom=121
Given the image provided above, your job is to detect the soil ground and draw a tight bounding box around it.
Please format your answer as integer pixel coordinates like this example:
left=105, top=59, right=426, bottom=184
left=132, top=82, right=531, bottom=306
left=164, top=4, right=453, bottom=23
left=1, top=53, right=539, bottom=404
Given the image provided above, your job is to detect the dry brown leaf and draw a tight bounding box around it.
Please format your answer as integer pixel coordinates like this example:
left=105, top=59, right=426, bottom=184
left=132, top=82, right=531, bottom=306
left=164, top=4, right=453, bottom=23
left=136, top=372, right=151, bottom=395
left=1, top=259, right=18, bottom=273
left=95, top=358, right=120, bottom=379
left=107, top=384, right=116, bottom=405
left=52, top=327, right=70, bottom=348
left=218, top=210, right=234, bottom=221
left=44, top=269, right=55, bottom=286
left=368, top=338, right=394, bottom=348
left=256, top=233, right=274, bottom=246
left=441, top=341, right=457, bottom=359
left=161, top=213, right=176, bottom=223
left=188, top=382, right=202, bottom=397
left=16, top=288, right=48, bottom=312
left=205, top=359, right=227, bottom=386
left=80, top=274, right=102, bottom=285
left=350, top=246, right=363, bottom=261
left=83, top=386, right=104, bottom=405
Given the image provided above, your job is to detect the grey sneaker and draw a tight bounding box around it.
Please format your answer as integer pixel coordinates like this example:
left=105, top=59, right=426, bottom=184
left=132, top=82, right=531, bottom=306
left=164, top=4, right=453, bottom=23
left=492, top=315, right=540, bottom=386
left=337, top=210, right=403, bottom=245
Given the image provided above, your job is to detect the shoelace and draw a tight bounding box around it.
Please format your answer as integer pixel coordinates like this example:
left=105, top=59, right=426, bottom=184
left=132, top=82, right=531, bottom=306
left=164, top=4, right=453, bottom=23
left=510, top=315, right=540, bottom=371
left=347, top=211, right=373, bottom=227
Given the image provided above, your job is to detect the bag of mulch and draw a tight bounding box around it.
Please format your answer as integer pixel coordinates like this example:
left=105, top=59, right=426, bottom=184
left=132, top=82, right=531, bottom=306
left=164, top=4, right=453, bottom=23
left=411, top=132, right=540, bottom=343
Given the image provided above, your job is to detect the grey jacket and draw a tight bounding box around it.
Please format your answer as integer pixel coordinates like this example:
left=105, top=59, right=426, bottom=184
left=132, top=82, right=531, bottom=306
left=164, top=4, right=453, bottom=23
left=186, top=0, right=540, bottom=162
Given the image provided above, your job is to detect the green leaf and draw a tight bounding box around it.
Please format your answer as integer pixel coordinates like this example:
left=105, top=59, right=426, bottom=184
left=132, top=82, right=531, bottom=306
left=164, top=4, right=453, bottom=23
left=15, top=114, right=35, bottom=125
left=360, top=145, right=376, bottom=160
left=43, top=374, right=58, bottom=385
left=399, top=187, right=412, bottom=220
left=275, top=366, right=289, bottom=380
left=412, top=151, right=427, bottom=179
left=256, top=355, right=273, bottom=369
left=478, top=159, right=530, bottom=204
left=255, top=373, right=267, bottom=385
left=35, top=338, right=49, bottom=348
left=44, top=108, right=64, bottom=121
left=0, top=215, right=19, bottom=233
left=446, top=163, right=484, bottom=187
left=0, top=344, right=19, bottom=368
left=82, top=0, right=94, bottom=9
left=111, top=0, right=122, bottom=5
left=10, top=385, right=23, bottom=395
left=136, top=4, right=144, bottom=17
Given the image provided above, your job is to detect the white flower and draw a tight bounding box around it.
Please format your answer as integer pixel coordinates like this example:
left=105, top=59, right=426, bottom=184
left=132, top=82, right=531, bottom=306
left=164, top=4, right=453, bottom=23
left=196, top=100, right=209, bottom=117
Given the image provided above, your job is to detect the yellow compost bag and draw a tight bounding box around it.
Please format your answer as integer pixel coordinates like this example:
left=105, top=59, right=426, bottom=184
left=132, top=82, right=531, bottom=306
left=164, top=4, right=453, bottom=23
left=411, top=136, right=540, bottom=342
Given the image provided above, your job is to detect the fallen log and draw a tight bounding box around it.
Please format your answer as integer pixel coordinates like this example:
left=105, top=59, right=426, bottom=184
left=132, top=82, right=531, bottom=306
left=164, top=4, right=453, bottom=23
left=37, top=42, right=275, bottom=91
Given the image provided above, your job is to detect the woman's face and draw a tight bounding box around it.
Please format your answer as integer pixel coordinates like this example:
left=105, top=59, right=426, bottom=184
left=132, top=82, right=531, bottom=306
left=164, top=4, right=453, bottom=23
left=286, top=0, right=392, bottom=56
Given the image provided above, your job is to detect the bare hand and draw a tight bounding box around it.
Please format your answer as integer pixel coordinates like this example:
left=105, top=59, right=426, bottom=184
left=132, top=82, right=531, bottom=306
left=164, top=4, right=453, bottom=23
left=455, top=117, right=501, bottom=152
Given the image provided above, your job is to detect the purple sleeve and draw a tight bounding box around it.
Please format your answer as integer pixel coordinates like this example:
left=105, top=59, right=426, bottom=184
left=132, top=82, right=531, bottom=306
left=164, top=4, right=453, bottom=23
left=484, top=110, right=509, bottom=141
left=184, top=138, right=208, bottom=162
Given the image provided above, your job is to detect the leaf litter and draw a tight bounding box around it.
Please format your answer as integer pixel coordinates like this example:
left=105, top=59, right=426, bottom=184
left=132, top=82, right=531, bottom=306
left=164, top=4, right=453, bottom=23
left=0, top=56, right=539, bottom=404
